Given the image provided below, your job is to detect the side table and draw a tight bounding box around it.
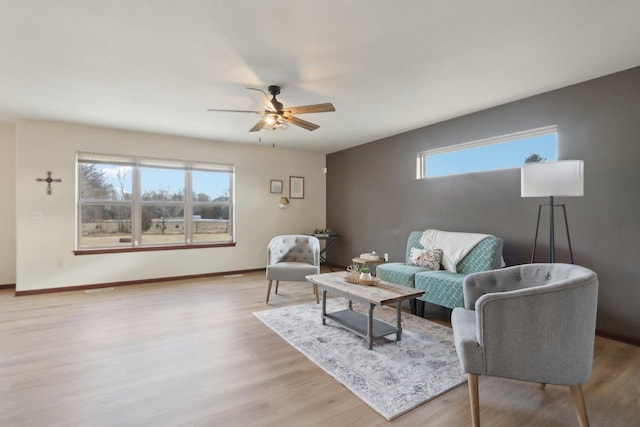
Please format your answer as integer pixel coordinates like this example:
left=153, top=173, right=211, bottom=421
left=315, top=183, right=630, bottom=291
left=314, top=234, right=340, bottom=271
left=352, top=257, right=385, bottom=275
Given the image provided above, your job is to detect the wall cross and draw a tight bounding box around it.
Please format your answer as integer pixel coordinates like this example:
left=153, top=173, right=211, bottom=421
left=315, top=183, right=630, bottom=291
left=36, top=171, right=62, bottom=195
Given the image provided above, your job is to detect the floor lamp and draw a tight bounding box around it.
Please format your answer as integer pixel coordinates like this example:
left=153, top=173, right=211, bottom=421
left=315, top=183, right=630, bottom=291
left=521, top=160, right=584, bottom=263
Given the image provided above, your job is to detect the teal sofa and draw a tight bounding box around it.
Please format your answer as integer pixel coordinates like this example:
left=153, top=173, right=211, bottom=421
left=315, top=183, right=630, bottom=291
left=377, top=231, right=504, bottom=313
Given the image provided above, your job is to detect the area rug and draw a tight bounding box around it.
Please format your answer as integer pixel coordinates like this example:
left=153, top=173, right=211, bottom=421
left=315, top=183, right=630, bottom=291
left=253, top=299, right=466, bottom=420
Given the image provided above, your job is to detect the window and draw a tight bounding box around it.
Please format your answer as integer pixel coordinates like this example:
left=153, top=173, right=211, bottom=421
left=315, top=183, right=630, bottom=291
left=77, top=154, right=234, bottom=250
left=417, top=126, right=558, bottom=179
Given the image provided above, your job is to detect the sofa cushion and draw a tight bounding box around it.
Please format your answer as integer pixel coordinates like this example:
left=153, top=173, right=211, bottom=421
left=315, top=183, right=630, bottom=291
left=266, top=262, right=320, bottom=281
left=377, top=263, right=430, bottom=288
left=456, top=236, right=504, bottom=274
left=415, top=271, right=467, bottom=309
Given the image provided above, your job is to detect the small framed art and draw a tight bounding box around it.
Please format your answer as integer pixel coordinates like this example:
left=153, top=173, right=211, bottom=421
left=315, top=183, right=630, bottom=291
left=289, top=176, right=304, bottom=199
left=270, top=180, right=283, bottom=194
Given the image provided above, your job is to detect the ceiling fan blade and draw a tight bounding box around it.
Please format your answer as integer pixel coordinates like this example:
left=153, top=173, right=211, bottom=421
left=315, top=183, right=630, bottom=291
left=247, top=87, right=277, bottom=112
left=249, top=119, right=266, bottom=132
left=284, top=103, right=335, bottom=115
left=207, top=109, right=263, bottom=114
left=283, top=115, right=320, bottom=131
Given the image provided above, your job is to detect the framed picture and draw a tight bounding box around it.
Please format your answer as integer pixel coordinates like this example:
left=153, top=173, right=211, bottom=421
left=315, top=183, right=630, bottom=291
left=289, top=176, right=304, bottom=199
left=270, top=179, right=283, bottom=194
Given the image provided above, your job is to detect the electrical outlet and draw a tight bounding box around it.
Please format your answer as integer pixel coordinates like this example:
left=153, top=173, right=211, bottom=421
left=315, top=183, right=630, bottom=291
left=58, top=260, right=68, bottom=269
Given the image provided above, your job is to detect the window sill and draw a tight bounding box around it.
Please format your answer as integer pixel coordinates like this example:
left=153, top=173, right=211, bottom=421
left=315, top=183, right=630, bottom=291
left=74, top=241, right=236, bottom=255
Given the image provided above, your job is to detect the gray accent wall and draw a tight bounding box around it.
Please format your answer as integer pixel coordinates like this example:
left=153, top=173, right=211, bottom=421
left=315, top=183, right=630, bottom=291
left=327, top=66, right=640, bottom=341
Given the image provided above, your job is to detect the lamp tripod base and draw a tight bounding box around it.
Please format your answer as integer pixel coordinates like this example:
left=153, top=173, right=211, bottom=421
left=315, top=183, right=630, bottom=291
left=530, top=196, right=574, bottom=264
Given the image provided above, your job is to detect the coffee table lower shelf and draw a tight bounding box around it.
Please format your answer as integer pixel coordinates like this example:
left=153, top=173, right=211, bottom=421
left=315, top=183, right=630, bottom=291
left=306, top=272, right=424, bottom=350
left=325, top=309, right=399, bottom=341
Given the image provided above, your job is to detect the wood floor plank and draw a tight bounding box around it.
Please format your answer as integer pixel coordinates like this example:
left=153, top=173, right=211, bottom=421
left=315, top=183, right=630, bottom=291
left=1, top=271, right=638, bottom=426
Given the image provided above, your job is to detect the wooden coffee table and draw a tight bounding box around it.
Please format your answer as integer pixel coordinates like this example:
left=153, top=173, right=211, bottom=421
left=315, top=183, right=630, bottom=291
left=305, top=271, right=424, bottom=349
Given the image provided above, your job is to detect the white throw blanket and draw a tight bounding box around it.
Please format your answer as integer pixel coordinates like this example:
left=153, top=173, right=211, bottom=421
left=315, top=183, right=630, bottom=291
left=419, top=229, right=499, bottom=273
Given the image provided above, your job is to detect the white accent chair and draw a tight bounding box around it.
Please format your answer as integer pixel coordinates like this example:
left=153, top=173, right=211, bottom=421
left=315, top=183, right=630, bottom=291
left=451, top=263, right=598, bottom=427
left=266, top=235, right=320, bottom=303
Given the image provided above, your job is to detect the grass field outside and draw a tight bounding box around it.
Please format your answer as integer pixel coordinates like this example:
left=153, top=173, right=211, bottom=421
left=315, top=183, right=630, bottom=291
left=80, top=232, right=232, bottom=248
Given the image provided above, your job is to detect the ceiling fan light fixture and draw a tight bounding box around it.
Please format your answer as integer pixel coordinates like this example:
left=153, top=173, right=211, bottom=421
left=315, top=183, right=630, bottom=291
left=265, top=114, right=277, bottom=126
left=277, top=117, right=288, bottom=130
left=264, top=114, right=288, bottom=131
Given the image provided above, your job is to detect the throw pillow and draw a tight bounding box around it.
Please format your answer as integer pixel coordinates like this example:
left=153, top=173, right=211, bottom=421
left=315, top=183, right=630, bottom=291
left=421, top=248, right=443, bottom=270
left=408, top=247, right=425, bottom=266
left=408, top=247, right=443, bottom=270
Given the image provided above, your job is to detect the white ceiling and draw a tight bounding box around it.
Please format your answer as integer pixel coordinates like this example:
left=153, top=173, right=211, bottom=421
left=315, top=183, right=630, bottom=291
left=2, top=1, right=640, bottom=154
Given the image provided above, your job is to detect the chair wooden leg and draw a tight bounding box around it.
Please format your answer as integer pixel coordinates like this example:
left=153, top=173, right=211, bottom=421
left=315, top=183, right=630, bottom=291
left=313, top=284, right=319, bottom=304
left=468, top=373, right=480, bottom=427
left=275, top=280, right=279, bottom=294
left=570, top=384, right=590, bottom=427
left=266, top=280, right=273, bottom=303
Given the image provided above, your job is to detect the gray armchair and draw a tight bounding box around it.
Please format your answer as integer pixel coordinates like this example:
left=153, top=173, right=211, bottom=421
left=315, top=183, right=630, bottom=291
left=451, top=263, right=598, bottom=427
left=266, top=235, right=320, bottom=303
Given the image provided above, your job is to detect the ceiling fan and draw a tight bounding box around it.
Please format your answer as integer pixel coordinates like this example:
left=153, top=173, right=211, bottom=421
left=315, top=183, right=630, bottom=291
left=208, top=85, right=335, bottom=132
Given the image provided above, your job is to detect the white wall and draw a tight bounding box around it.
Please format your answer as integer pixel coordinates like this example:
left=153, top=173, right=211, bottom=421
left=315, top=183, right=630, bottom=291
left=15, top=120, right=326, bottom=291
left=0, top=123, right=16, bottom=285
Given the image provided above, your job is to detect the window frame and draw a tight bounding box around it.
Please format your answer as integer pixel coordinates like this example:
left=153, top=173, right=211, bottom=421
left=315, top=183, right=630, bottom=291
left=75, top=153, right=235, bottom=254
left=416, top=125, right=558, bottom=179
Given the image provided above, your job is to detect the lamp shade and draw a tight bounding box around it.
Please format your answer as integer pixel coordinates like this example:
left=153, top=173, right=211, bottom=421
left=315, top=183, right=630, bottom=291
left=521, top=160, right=584, bottom=197
left=278, top=197, right=290, bottom=209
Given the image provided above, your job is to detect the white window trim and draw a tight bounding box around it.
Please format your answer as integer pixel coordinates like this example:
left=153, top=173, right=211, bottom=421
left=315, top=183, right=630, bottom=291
left=76, top=152, right=234, bottom=251
left=416, top=125, right=558, bottom=179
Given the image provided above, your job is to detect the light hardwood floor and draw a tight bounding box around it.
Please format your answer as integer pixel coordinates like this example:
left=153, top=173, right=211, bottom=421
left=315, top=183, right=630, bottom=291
left=1, top=271, right=639, bottom=427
